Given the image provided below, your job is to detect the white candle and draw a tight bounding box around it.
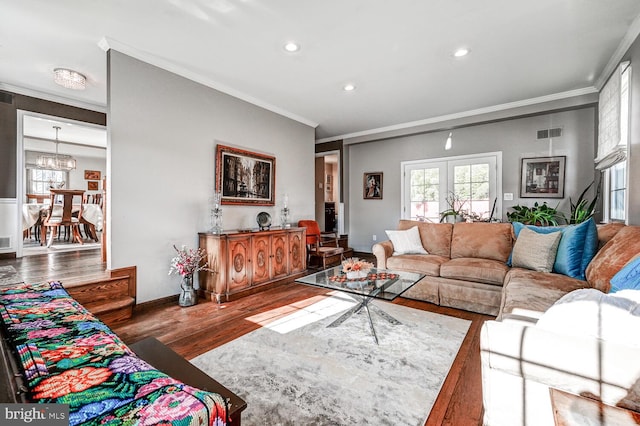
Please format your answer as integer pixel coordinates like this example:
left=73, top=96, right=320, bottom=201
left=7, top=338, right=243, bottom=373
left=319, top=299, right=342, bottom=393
left=284, top=194, right=289, bottom=208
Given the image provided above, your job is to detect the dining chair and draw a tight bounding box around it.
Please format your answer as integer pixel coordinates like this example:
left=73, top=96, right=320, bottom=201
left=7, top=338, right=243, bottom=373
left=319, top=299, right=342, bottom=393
left=26, top=193, right=48, bottom=203
left=297, top=219, right=345, bottom=269
left=41, top=189, right=85, bottom=247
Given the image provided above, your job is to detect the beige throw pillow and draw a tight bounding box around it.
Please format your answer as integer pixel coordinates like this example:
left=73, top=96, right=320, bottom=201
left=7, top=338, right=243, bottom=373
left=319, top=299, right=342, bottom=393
left=385, top=226, right=428, bottom=255
left=511, top=227, right=562, bottom=272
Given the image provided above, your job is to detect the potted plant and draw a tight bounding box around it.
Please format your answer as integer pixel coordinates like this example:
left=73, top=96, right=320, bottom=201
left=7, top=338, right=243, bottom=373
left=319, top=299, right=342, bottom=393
left=506, top=202, right=560, bottom=226
left=440, top=192, right=467, bottom=223
left=567, top=180, right=601, bottom=224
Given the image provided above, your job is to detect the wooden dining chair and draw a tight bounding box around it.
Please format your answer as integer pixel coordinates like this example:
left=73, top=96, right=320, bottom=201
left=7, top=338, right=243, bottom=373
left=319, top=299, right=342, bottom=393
left=297, top=219, right=345, bottom=269
left=41, top=189, right=85, bottom=247
left=26, top=193, right=48, bottom=203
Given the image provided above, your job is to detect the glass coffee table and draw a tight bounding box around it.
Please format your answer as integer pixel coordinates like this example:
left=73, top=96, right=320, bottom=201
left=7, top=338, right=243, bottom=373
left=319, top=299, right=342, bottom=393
left=295, top=266, right=425, bottom=344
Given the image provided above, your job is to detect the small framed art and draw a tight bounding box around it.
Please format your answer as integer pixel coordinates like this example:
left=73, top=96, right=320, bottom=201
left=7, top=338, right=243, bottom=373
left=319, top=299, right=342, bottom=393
left=363, top=172, right=383, bottom=200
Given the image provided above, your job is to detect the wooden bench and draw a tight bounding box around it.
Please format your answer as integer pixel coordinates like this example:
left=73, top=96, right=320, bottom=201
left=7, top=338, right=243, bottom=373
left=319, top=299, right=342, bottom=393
left=130, top=337, right=247, bottom=425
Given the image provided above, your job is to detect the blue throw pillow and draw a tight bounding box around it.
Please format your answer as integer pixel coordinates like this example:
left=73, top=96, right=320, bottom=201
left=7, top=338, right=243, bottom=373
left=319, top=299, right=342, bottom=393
left=610, top=256, right=640, bottom=293
left=510, top=218, right=597, bottom=280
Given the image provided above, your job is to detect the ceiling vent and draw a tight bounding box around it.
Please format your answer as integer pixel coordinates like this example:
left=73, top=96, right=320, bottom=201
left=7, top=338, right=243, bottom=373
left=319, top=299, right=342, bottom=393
left=537, top=127, right=562, bottom=140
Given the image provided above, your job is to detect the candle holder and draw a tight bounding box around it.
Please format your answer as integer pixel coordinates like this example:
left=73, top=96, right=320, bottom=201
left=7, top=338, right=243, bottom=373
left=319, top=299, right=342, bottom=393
left=211, top=191, right=223, bottom=234
left=280, top=207, right=290, bottom=228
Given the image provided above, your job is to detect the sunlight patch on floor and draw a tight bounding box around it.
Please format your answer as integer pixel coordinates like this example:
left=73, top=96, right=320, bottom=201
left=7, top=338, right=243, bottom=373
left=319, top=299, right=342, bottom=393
left=245, top=291, right=357, bottom=334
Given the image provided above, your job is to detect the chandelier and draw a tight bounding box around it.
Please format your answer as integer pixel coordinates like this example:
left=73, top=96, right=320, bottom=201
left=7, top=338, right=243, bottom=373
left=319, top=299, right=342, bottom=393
left=36, top=126, right=77, bottom=171
left=53, top=68, right=86, bottom=90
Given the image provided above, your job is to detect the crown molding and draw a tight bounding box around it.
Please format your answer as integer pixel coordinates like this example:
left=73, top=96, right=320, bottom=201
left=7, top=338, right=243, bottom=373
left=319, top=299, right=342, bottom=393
left=316, top=87, right=598, bottom=144
left=595, top=13, right=640, bottom=90
left=98, top=37, right=318, bottom=129
left=0, top=83, right=106, bottom=113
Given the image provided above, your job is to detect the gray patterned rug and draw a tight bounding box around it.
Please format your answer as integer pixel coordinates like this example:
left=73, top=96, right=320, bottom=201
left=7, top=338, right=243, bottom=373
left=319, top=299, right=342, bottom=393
left=0, top=265, right=22, bottom=286
left=191, top=293, right=470, bottom=426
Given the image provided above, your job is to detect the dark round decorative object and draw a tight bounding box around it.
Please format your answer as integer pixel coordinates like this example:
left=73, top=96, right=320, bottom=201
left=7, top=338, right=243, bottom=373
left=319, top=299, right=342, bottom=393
left=257, top=212, right=272, bottom=231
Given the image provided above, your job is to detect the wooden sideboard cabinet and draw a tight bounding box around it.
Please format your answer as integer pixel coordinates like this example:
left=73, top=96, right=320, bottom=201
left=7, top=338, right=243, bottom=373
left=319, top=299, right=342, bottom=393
left=198, top=227, right=306, bottom=302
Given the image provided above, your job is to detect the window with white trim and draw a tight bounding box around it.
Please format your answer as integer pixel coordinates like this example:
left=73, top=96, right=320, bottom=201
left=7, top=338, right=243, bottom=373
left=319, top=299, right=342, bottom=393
left=598, top=62, right=630, bottom=222
left=402, top=152, right=501, bottom=222
left=27, top=168, right=66, bottom=195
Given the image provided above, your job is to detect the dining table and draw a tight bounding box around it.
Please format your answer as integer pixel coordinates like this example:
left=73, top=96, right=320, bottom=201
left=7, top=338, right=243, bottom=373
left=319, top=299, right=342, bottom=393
left=22, top=203, right=103, bottom=236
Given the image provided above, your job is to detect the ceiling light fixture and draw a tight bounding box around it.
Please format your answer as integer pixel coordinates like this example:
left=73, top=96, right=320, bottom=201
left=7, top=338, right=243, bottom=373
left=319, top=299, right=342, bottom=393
left=53, top=68, right=87, bottom=90
left=343, top=83, right=356, bottom=92
left=283, top=42, right=300, bottom=52
left=453, top=48, right=469, bottom=58
left=445, top=132, right=453, bottom=150
left=36, top=126, right=77, bottom=171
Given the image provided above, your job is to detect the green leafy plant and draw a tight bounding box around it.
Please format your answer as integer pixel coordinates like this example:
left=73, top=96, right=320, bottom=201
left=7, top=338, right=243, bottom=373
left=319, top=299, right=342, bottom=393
left=506, top=202, right=560, bottom=226
left=568, top=180, right=601, bottom=224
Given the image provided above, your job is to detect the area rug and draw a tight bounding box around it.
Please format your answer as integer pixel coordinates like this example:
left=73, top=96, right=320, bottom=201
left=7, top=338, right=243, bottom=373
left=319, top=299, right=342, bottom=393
left=0, top=265, right=22, bottom=286
left=191, top=293, right=471, bottom=426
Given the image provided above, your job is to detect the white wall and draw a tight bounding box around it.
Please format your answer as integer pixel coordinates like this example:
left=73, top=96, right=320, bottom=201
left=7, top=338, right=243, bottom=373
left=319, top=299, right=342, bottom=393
left=68, top=156, right=106, bottom=196
left=107, top=50, right=315, bottom=303
left=0, top=200, right=17, bottom=254
left=347, top=107, right=597, bottom=252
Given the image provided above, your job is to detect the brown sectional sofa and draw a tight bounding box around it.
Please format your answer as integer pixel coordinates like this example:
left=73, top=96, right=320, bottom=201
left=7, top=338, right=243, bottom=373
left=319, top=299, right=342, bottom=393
left=373, top=220, right=640, bottom=317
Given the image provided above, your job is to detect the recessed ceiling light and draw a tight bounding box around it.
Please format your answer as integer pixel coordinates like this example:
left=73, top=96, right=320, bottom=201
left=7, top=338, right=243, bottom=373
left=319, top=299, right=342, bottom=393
left=343, top=83, right=356, bottom=92
left=284, top=42, right=300, bottom=53
left=453, top=48, right=469, bottom=58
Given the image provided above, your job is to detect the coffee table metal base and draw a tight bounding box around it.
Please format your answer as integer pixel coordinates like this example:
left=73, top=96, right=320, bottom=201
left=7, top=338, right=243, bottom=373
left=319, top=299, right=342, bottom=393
left=327, top=294, right=401, bottom=344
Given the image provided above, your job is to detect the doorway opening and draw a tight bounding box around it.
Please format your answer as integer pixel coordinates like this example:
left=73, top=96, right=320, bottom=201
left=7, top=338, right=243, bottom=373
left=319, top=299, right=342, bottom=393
left=17, top=111, right=107, bottom=258
left=314, top=151, right=343, bottom=234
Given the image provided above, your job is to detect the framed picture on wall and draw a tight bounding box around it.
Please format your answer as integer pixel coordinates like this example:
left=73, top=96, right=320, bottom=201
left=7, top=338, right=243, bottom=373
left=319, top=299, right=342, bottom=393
left=215, top=144, right=275, bottom=206
left=363, top=172, right=383, bottom=200
left=520, top=156, right=566, bottom=198
left=87, top=181, right=99, bottom=191
left=84, top=170, right=101, bottom=180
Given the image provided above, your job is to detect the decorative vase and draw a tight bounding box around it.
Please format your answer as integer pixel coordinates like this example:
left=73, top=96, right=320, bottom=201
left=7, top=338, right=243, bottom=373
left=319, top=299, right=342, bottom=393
left=346, top=270, right=367, bottom=280
left=179, top=275, right=198, bottom=307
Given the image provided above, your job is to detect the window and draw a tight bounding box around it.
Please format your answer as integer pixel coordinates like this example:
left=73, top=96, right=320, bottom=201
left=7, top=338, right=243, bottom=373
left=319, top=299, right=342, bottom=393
left=599, top=62, right=630, bottom=222
left=27, top=168, right=66, bottom=195
left=402, top=152, right=501, bottom=222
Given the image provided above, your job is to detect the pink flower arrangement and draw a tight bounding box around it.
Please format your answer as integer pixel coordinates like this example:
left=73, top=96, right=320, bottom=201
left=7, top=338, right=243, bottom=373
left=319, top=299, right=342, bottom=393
left=169, top=245, right=210, bottom=277
left=341, top=257, right=374, bottom=273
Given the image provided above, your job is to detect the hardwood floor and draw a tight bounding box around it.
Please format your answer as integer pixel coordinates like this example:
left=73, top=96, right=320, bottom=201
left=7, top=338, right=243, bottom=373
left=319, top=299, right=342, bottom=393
left=1, top=250, right=491, bottom=426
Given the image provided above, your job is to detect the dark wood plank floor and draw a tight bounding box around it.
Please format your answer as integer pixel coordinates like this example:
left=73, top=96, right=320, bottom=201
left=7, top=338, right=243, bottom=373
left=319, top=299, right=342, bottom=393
left=1, top=250, right=490, bottom=426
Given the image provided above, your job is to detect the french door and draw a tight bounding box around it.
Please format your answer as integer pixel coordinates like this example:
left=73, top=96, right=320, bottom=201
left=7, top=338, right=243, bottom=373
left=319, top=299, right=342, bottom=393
left=402, top=152, right=502, bottom=222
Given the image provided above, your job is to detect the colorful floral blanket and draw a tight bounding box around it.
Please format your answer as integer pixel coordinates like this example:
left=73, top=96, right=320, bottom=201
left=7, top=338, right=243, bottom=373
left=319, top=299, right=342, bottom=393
left=0, top=281, right=227, bottom=425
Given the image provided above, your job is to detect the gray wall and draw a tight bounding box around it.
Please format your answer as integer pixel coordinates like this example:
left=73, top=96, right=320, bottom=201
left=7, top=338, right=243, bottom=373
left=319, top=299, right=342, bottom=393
left=347, top=107, right=597, bottom=252
left=623, top=34, right=640, bottom=225
left=107, top=50, right=315, bottom=303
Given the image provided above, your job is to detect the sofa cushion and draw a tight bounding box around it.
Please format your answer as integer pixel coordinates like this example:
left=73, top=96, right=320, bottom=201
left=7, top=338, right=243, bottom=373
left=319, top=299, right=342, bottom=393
left=511, top=227, right=562, bottom=273
left=440, top=258, right=509, bottom=286
left=450, top=222, right=513, bottom=262
left=385, top=226, right=428, bottom=255
left=536, top=288, right=640, bottom=347
left=610, top=254, right=640, bottom=293
left=397, top=220, right=453, bottom=258
left=498, top=268, right=590, bottom=319
left=586, top=225, right=640, bottom=293
left=511, top=219, right=598, bottom=280
left=386, top=254, right=448, bottom=276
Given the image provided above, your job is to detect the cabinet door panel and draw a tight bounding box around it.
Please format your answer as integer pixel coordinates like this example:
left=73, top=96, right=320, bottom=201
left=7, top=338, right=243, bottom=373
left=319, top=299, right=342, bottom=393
left=289, top=231, right=305, bottom=273
left=252, top=235, right=271, bottom=285
left=228, top=237, right=251, bottom=291
left=272, top=233, right=288, bottom=278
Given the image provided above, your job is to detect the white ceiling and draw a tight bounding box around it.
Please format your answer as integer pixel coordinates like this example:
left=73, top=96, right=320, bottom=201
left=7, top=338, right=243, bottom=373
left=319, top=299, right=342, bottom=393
left=2, top=1, right=640, bottom=141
